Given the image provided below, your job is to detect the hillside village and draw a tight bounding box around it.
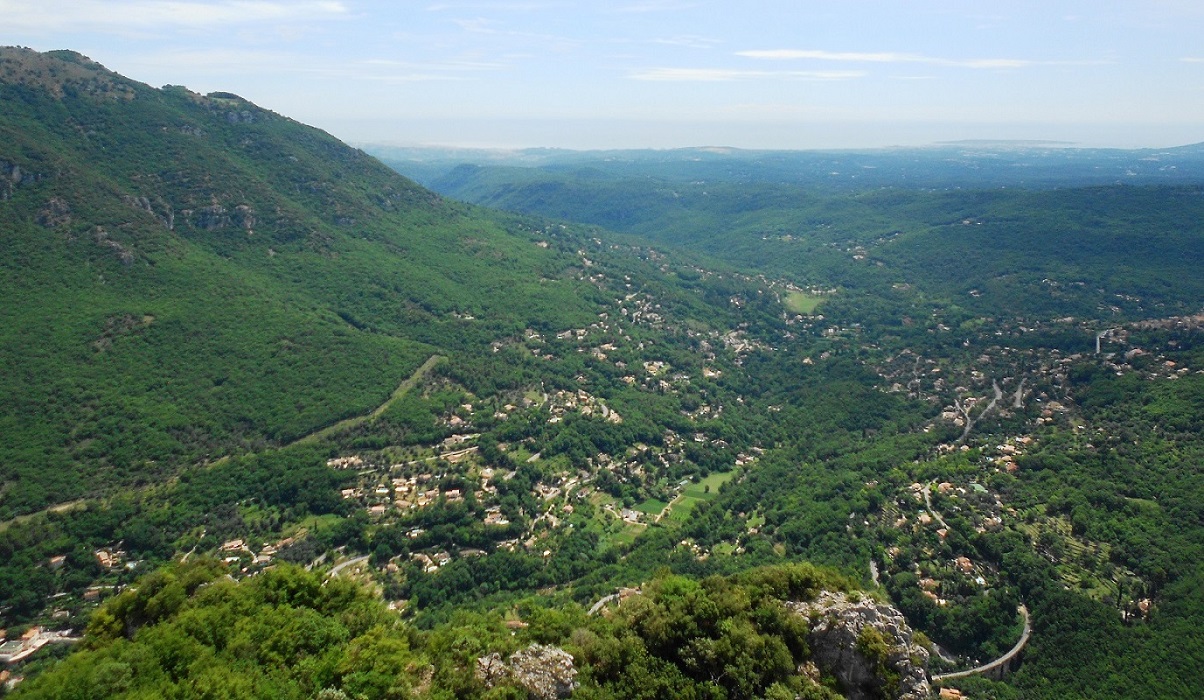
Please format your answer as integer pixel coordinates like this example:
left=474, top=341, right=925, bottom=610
left=10, top=245, right=785, bottom=630
left=173, top=297, right=1200, bottom=639
left=859, top=311, right=1203, bottom=630
left=17, top=281, right=1197, bottom=669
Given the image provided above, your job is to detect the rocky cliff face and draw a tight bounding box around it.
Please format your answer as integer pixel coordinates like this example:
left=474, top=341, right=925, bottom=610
left=476, top=643, right=579, bottom=700
left=790, top=592, right=931, bottom=700
left=2, top=159, right=46, bottom=200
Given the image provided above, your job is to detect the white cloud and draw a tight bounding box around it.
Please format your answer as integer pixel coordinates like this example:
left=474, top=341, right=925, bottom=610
left=449, top=16, right=579, bottom=50
left=958, top=58, right=1032, bottom=69
left=0, top=0, right=347, bottom=32
left=1181, top=57, right=1204, bottom=63
left=629, top=67, right=863, bottom=82
left=348, top=73, right=473, bottom=84
left=737, top=49, right=1033, bottom=69
left=740, top=49, right=921, bottom=63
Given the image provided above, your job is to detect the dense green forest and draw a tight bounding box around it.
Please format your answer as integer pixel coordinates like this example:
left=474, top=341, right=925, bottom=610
left=387, top=154, right=1204, bottom=322
left=2, top=47, right=1203, bottom=699
left=10, top=560, right=872, bottom=700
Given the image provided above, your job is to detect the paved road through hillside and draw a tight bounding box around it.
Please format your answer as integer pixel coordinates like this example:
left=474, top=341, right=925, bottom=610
left=932, top=604, right=1031, bottom=682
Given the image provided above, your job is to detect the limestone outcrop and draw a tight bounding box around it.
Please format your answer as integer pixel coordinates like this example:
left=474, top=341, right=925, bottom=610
left=477, top=643, right=579, bottom=700
left=790, top=591, right=931, bottom=700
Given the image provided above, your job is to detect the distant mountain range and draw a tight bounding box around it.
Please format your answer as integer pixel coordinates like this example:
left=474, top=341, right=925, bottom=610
left=368, top=140, right=1204, bottom=191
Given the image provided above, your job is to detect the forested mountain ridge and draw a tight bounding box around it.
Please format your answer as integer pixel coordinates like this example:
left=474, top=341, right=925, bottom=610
left=0, top=45, right=666, bottom=516
left=374, top=141, right=1204, bottom=192
left=380, top=149, right=1204, bottom=324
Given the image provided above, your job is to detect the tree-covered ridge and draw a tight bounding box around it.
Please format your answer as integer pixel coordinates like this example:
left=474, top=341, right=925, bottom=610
left=393, top=155, right=1204, bottom=322
left=10, top=561, right=865, bottom=700
left=373, top=142, right=1204, bottom=192
left=12, top=561, right=427, bottom=699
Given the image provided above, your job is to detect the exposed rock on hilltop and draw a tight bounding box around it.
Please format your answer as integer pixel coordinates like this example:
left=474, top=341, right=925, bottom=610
left=477, top=644, right=579, bottom=700
left=790, top=591, right=931, bottom=700
left=0, top=47, right=138, bottom=100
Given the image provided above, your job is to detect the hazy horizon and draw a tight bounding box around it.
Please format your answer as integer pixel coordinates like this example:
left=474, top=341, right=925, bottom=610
left=5, top=1, right=1203, bottom=151
left=343, top=118, right=1204, bottom=153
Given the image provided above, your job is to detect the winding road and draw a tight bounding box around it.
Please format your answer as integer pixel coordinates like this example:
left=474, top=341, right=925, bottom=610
left=921, top=485, right=950, bottom=531
left=293, top=354, right=445, bottom=446
left=932, top=604, right=1031, bottom=682
left=327, top=555, right=370, bottom=578
left=956, top=379, right=1003, bottom=444
left=588, top=593, right=622, bottom=616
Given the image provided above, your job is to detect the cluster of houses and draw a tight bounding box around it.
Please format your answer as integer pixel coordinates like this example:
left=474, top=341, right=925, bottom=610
left=0, top=626, right=80, bottom=667
left=216, top=533, right=301, bottom=570
left=875, top=477, right=1013, bottom=605
left=545, top=389, right=623, bottom=425
left=316, top=260, right=789, bottom=581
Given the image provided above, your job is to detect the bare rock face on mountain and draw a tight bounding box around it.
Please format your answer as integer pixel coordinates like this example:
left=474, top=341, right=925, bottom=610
left=790, top=591, right=931, bottom=700
left=476, top=643, right=579, bottom=700
left=3, top=159, right=46, bottom=200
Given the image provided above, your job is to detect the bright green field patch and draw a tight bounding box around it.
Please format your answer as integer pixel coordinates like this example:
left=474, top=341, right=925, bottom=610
left=636, top=498, right=670, bottom=515
left=608, top=525, right=641, bottom=546
left=588, top=493, right=646, bottom=545
left=784, top=291, right=823, bottom=314
left=682, top=470, right=737, bottom=499
left=667, top=496, right=705, bottom=522
left=508, top=447, right=535, bottom=464
left=659, top=471, right=739, bottom=523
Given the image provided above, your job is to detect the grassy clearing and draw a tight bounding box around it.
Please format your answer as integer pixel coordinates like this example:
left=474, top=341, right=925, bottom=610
left=608, top=525, right=641, bottom=546
left=541, top=453, right=573, bottom=473
left=685, top=471, right=737, bottom=497
left=784, top=291, right=823, bottom=314
left=636, top=498, right=670, bottom=515
left=667, top=496, right=705, bottom=522
left=588, top=492, right=645, bottom=545
left=508, top=446, right=535, bottom=464
left=662, top=470, right=738, bottom=522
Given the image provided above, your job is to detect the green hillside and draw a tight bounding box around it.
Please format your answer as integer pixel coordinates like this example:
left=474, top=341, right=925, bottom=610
left=0, top=47, right=628, bottom=516
left=4, top=48, right=1204, bottom=699
left=0, top=48, right=809, bottom=633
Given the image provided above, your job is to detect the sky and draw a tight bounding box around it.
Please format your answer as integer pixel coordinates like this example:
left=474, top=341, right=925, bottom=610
left=4, top=0, right=1204, bottom=150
